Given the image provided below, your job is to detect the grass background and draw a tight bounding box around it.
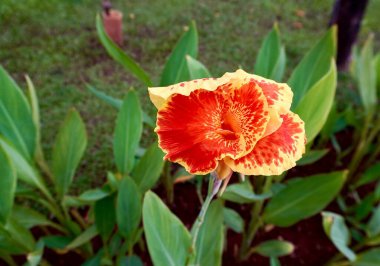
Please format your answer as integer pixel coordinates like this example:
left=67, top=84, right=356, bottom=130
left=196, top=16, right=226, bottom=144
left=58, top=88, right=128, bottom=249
left=1, top=0, right=379, bottom=193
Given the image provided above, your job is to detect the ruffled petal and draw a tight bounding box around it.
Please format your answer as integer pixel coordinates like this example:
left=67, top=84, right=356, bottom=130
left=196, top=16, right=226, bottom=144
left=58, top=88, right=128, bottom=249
left=148, top=77, right=229, bottom=109
left=155, top=81, right=269, bottom=174
left=224, top=111, right=306, bottom=176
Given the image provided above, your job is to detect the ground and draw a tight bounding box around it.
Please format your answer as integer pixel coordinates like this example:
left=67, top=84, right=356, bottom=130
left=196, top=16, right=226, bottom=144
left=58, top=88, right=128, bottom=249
left=1, top=0, right=379, bottom=193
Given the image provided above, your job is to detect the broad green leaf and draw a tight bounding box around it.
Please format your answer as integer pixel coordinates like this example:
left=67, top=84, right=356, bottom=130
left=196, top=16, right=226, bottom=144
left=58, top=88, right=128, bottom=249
left=289, top=26, right=337, bottom=108
left=11, top=206, right=60, bottom=231
left=0, top=137, right=49, bottom=196
left=223, top=207, right=244, bottom=233
left=353, top=248, right=380, bottom=266
left=117, top=177, right=142, bottom=239
left=160, top=21, right=198, bottom=86
left=295, top=60, right=337, bottom=143
left=131, top=142, right=164, bottom=192
left=0, top=233, right=27, bottom=254
left=96, top=15, right=152, bottom=86
left=66, top=225, right=98, bottom=250
left=355, top=162, right=380, bottom=188
left=297, top=149, right=329, bottom=166
left=94, top=194, right=116, bottom=241
left=78, top=186, right=113, bottom=202
left=354, top=194, right=376, bottom=221
left=355, top=35, right=377, bottom=111
left=52, top=109, right=87, bottom=198
left=143, top=191, right=191, bottom=266
left=185, top=55, right=212, bottom=79
left=374, top=53, right=380, bottom=90
left=119, top=255, right=143, bottom=266
left=0, top=148, right=16, bottom=225
left=0, top=65, right=36, bottom=160
left=1, top=217, right=35, bottom=252
left=42, top=235, right=73, bottom=249
left=25, top=240, right=44, bottom=266
left=322, top=212, right=356, bottom=261
left=263, top=171, right=347, bottom=227
left=367, top=205, right=380, bottom=237
left=253, top=240, right=294, bottom=257
left=193, top=200, right=224, bottom=266
left=254, top=23, right=286, bottom=81
left=86, top=84, right=154, bottom=127
left=114, top=91, right=142, bottom=174
left=221, top=182, right=271, bottom=203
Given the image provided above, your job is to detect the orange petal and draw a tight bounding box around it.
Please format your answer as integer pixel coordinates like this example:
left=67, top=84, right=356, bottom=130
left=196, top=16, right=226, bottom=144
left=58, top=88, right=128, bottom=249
left=148, top=77, right=229, bottom=109
left=224, top=111, right=306, bottom=176
left=155, top=81, right=269, bottom=174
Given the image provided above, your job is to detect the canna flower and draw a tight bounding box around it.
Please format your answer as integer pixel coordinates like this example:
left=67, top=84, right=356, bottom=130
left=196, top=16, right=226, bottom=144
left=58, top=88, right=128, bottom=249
left=149, top=69, right=306, bottom=179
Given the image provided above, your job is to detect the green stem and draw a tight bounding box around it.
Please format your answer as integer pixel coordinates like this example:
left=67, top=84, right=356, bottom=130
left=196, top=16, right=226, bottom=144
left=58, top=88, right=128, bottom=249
left=239, top=176, right=273, bottom=260
left=163, top=162, right=174, bottom=204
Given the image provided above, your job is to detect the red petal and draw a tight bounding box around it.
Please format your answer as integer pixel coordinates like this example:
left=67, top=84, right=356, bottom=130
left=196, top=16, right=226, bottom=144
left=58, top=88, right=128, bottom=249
left=156, top=81, right=269, bottom=174
left=225, top=111, right=305, bottom=176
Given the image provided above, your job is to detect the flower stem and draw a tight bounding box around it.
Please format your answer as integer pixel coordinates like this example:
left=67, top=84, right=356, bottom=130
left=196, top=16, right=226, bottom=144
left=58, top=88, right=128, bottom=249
left=190, top=173, right=221, bottom=257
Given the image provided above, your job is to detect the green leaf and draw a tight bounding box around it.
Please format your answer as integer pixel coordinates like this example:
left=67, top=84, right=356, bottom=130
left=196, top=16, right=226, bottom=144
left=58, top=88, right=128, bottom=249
left=253, top=240, right=294, bottom=257
left=355, top=34, right=377, bottom=111
left=119, top=255, right=143, bottom=266
left=116, top=177, right=142, bottom=239
left=52, top=109, right=87, bottom=198
left=160, top=21, right=198, bottom=86
left=0, top=137, right=49, bottom=196
left=1, top=217, right=36, bottom=252
left=66, top=225, right=98, bottom=250
left=25, top=240, right=44, bottom=266
left=270, top=257, right=281, bottom=266
left=185, top=55, right=212, bottom=79
left=322, top=212, right=356, bottom=261
left=295, top=60, right=337, bottom=143
left=114, top=91, right=143, bottom=174
left=78, top=186, right=113, bottom=202
left=193, top=200, right=224, bottom=266
left=355, top=162, right=380, bottom=188
left=86, top=84, right=154, bottom=127
left=42, top=235, right=73, bottom=249
left=289, top=26, right=337, bottom=108
left=374, top=53, right=380, bottom=90
left=11, top=206, right=59, bottom=230
left=297, top=149, right=329, bottom=166
left=0, top=65, right=36, bottom=160
left=353, top=248, right=380, bottom=266
left=94, top=194, right=116, bottom=241
left=131, top=142, right=164, bottom=192
left=0, top=148, right=16, bottom=225
left=254, top=23, right=286, bottom=81
left=223, top=207, right=244, bottom=233
left=96, top=15, right=152, bottom=86
left=367, top=205, right=380, bottom=237
left=142, top=191, right=191, bottom=266
left=263, top=171, right=347, bottom=227
left=221, top=182, right=271, bottom=204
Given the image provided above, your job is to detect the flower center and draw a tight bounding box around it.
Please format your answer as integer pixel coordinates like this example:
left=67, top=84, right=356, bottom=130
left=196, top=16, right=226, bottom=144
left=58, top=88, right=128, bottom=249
left=216, top=110, right=241, bottom=140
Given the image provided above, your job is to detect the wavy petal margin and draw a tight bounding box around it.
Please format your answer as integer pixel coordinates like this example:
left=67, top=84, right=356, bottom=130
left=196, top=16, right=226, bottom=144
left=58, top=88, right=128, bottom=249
left=155, top=81, right=269, bottom=174
left=225, top=111, right=306, bottom=176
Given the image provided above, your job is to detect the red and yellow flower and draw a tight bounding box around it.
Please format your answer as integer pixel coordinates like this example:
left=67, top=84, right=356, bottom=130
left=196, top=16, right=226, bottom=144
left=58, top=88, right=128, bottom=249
left=149, top=69, right=306, bottom=179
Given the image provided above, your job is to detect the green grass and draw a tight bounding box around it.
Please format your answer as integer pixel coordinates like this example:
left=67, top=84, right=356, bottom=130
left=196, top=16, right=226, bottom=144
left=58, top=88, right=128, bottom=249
left=1, top=0, right=379, bottom=193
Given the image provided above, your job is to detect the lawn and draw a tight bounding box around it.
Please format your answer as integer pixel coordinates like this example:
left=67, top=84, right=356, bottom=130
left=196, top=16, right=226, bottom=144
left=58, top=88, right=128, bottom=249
left=1, top=0, right=379, bottom=193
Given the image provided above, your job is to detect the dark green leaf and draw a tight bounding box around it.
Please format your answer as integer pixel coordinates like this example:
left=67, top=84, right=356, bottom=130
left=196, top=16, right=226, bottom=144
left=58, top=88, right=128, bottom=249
left=66, top=225, right=98, bottom=250
left=223, top=207, right=244, bottom=233
left=142, top=191, right=191, bottom=266
left=254, top=23, right=286, bottom=81
left=270, top=257, right=281, bottom=266
left=355, top=162, right=380, bottom=188
left=353, top=248, right=380, bottom=266
left=322, top=212, right=356, bottom=261
left=160, top=21, right=198, bottom=86
left=221, top=182, right=271, bottom=203
left=0, top=148, right=16, bottom=225
left=253, top=240, right=294, bottom=257
left=263, top=171, right=347, bottom=227
left=289, top=26, right=337, bottom=108
left=295, top=60, right=337, bottom=143
left=367, top=205, right=380, bottom=237
left=116, top=177, right=142, bottom=239
left=94, top=195, right=116, bottom=241
left=11, top=206, right=59, bottom=230
left=118, top=255, right=143, bottom=266
left=42, top=235, right=73, bottom=249
left=0, top=65, right=36, bottom=159
left=131, top=142, right=164, bottom=192
left=52, top=109, right=87, bottom=198
left=96, top=15, right=152, bottom=86
left=297, top=149, right=329, bottom=166
left=193, top=200, right=224, bottom=266
left=114, top=91, right=143, bottom=174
